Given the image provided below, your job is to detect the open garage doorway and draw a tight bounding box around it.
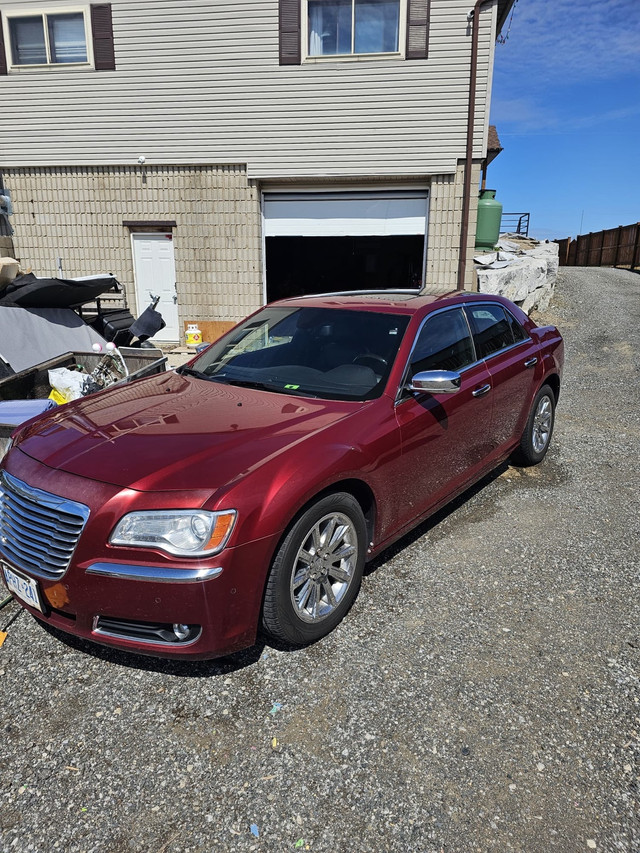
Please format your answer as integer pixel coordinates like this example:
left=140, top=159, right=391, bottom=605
left=263, top=190, right=429, bottom=302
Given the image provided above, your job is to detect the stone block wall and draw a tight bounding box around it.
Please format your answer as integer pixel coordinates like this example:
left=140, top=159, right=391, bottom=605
left=3, top=165, right=263, bottom=324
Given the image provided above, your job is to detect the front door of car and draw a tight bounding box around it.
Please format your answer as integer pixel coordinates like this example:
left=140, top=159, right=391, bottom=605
left=392, top=308, right=494, bottom=530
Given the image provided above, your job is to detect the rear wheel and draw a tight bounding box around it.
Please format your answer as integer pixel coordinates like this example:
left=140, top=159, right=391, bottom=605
left=516, top=383, right=556, bottom=465
left=262, top=492, right=366, bottom=646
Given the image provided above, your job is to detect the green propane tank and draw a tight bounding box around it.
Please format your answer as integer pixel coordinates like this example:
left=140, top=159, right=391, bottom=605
left=475, top=189, right=503, bottom=250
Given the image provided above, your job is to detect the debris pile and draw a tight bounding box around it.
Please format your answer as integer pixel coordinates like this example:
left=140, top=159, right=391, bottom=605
left=47, top=342, right=129, bottom=404
left=0, top=266, right=167, bottom=458
left=475, top=234, right=559, bottom=314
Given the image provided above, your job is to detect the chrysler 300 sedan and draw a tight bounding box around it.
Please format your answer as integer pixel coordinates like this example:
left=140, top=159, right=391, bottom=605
left=0, top=290, right=563, bottom=660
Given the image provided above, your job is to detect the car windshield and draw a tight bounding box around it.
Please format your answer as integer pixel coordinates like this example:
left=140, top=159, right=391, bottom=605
left=183, top=306, right=410, bottom=401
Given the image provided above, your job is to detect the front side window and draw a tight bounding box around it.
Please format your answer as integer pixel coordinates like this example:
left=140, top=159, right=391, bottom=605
left=308, top=0, right=400, bottom=56
left=409, top=309, right=475, bottom=377
left=8, top=10, right=88, bottom=66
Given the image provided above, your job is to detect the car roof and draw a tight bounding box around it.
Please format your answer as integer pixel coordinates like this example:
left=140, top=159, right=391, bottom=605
left=273, top=289, right=495, bottom=314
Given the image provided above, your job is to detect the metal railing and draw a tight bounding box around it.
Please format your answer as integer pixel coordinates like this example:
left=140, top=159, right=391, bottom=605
left=500, top=212, right=530, bottom=237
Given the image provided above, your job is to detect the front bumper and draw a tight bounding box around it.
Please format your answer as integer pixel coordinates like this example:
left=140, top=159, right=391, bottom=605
left=1, top=450, right=279, bottom=660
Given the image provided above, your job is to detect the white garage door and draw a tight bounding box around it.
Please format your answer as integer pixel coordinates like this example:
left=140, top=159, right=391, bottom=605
left=263, top=190, right=429, bottom=237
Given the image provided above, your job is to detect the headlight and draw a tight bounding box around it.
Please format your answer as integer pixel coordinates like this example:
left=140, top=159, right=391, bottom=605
left=110, top=509, right=237, bottom=557
left=0, top=437, right=13, bottom=462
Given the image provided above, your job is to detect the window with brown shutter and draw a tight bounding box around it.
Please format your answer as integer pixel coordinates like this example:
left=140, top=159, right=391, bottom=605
left=91, top=4, right=115, bottom=70
left=0, top=5, right=115, bottom=72
left=281, top=1, right=428, bottom=63
left=406, top=0, right=430, bottom=60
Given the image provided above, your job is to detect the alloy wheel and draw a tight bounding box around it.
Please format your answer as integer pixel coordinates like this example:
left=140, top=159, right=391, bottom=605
left=289, top=512, right=358, bottom=623
left=532, top=395, right=553, bottom=454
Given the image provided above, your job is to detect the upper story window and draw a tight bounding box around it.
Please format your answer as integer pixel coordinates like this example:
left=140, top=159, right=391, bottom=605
left=308, top=0, right=400, bottom=57
left=0, top=4, right=116, bottom=73
left=279, top=0, right=429, bottom=65
left=8, top=11, right=88, bottom=65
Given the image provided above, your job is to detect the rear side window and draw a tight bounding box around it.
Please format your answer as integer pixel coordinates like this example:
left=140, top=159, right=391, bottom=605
left=507, top=310, right=529, bottom=342
left=409, top=308, right=475, bottom=376
left=466, top=304, right=518, bottom=359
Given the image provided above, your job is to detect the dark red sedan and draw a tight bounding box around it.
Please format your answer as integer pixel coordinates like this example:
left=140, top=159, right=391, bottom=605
left=0, top=290, right=563, bottom=659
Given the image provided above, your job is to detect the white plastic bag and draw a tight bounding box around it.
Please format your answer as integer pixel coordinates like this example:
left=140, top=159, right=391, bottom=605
left=48, top=367, right=87, bottom=403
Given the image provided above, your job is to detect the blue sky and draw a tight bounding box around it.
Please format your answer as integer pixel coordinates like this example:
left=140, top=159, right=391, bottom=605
left=489, top=0, right=640, bottom=240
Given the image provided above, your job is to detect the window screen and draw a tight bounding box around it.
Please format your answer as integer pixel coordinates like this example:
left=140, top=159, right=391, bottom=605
left=9, top=17, right=47, bottom=65
left=9, top=11, right=87, bottom=65
left=48, top=13, right=87, bottom=63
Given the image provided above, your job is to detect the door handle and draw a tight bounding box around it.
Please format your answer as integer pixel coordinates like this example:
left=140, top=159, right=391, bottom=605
left=524, top=357, right=538, bottom=368
left=472, top=383, right=491, bottom=397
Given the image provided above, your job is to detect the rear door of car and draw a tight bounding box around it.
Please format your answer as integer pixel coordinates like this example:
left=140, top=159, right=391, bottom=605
left=464, top=302, right=540, bottom=452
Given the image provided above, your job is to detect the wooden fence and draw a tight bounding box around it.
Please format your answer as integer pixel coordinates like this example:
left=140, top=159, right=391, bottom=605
left=555, top=222, right=640, bottom=270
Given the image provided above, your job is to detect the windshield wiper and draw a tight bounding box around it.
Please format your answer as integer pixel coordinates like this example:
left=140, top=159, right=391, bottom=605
left=176, top=365, right=205, bottom=378
left=177, top=366, right=229, bottom=383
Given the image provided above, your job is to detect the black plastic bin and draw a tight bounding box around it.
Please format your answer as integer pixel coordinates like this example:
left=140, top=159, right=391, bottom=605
left=88, top=308, right=136, bottom=347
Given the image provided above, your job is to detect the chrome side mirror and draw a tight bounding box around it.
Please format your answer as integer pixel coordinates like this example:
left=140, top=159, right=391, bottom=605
left=408, top=370, right=461, bottom=395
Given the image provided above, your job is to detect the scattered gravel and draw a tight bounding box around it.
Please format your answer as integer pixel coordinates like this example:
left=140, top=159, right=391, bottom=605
left=1, top=267, right=638, bottom=852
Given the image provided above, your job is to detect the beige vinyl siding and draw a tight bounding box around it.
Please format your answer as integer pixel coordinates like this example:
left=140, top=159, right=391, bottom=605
left=0, top=0, right=497, bottom=177
left=4, top=165, right=263, bottom=324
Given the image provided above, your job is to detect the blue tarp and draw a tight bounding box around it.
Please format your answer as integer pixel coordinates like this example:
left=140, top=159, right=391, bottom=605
left=0, top=398, right=57, bottom=427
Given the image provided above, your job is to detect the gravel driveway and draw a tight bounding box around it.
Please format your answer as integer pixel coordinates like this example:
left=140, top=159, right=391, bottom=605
left=1, top=266, right=638, bottom=853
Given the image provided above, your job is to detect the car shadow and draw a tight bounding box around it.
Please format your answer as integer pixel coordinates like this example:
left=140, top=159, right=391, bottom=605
left=364, top=461, right=509, bottom=576
left=38, top=619, right=267, bottom=677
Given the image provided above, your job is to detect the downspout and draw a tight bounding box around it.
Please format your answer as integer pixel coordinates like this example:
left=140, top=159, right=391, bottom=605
left=457, top=0, right=493, bottom=290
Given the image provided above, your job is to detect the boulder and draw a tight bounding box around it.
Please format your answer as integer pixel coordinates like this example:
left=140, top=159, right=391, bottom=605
left=477, top=240, right=558, bottom=314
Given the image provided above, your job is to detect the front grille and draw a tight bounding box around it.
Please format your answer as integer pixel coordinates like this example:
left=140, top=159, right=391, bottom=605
left=0, top=470, right=90, bottom=579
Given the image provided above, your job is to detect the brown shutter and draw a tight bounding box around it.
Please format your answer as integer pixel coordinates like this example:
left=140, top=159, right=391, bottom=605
left=91, top=4, right=116, bottom=71
left=279, top=0, right=301, bottom=65
left=406, top=0, right=430, bottom=60
left=0, top=15, right=8, bottom=75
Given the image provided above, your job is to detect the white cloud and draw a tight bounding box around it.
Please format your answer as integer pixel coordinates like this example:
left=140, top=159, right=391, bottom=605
left=495, top=0, right=640, bottom=86
left=491, top=97, right=640, bottom=134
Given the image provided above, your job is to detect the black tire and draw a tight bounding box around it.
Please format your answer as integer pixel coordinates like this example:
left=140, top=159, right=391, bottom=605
left=515, top=383, right=556, bottom=466
left=262, top=492, right=367, bottom=646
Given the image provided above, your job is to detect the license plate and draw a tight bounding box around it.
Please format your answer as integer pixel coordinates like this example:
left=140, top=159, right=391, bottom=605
left=2, top=562, right=43, bottom=613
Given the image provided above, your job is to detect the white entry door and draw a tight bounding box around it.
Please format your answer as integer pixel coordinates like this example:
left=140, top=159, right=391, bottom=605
left=132, top=232, right=179, bottom=341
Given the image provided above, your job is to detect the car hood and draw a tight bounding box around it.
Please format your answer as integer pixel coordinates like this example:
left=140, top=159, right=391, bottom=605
left=15, top=371, right=362, bottom=492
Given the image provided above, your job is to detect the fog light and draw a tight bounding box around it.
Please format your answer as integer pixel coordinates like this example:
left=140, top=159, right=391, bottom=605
left=173, top=623, right=191, bottom=641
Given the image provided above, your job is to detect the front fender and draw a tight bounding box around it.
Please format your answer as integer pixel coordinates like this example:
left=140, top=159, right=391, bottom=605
left=207, top=396, right=400, bottom=550
left=219, top=441, right=375, bottom=548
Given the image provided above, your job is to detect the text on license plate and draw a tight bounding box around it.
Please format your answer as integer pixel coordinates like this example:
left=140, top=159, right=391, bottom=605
left=2, top=563, right=43, bottom=613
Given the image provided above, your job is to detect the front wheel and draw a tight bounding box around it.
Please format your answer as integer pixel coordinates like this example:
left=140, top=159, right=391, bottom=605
left=515, top=383, right=556, bottom=465
left=262, top=492, right=366, bottom=646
